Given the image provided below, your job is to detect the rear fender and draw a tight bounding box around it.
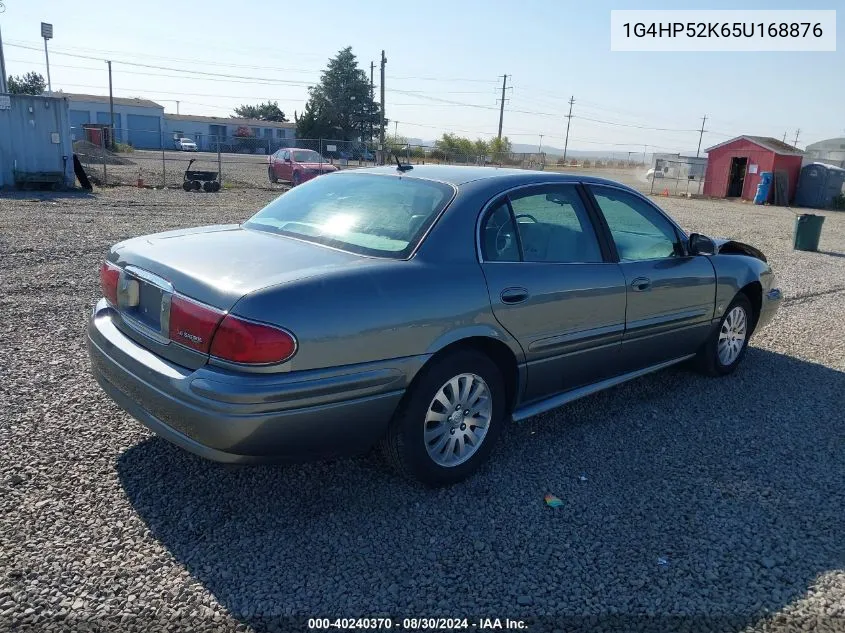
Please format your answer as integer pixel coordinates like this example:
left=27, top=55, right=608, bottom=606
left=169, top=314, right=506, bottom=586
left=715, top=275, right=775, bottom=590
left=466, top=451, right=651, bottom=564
left=424, top=324, right=525, bottom=362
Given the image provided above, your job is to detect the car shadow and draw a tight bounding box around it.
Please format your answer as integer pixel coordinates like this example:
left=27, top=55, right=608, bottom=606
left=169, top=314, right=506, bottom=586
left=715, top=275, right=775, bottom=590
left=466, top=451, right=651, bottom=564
left=116, top=348, right=845, bottom=632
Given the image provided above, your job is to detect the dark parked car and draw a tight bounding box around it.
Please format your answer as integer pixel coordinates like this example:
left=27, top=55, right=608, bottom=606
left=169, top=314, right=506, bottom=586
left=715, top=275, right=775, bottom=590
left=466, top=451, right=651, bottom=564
left=88, top=166, right=781, bottom=485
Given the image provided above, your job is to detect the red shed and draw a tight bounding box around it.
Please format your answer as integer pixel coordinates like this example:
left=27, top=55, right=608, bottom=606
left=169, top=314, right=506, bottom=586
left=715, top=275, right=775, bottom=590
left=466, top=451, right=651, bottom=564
left=703, top=136, right=804, bottom=203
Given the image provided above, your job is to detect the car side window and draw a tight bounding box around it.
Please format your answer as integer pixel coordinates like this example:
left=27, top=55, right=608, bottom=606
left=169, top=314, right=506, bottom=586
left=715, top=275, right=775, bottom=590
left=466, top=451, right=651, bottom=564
left=282, top=150, right=290, bottom=161
left=590, top=186, right=680, bottom=261
left=480, top=199, right=520, bottom=262
left=508, top=185, right=602, bottom=263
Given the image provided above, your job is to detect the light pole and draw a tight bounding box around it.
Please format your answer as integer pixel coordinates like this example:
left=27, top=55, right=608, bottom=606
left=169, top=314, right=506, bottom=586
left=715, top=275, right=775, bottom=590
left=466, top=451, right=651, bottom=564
left=41, top=22, right=53, bottom=94
left=0, top=22, right=8, bottom=94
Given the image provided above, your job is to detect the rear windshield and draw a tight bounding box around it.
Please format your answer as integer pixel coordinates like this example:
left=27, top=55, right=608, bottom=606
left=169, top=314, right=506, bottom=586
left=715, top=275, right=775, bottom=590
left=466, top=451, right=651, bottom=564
left=243, top=173, right=455, bottom=258
left=292, top=150, right=324, bottom=162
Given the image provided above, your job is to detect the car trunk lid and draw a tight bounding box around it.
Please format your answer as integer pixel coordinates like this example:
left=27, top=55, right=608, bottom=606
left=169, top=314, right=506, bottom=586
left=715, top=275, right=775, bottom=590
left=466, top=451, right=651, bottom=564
left=107, top=224, right=367, bottom=367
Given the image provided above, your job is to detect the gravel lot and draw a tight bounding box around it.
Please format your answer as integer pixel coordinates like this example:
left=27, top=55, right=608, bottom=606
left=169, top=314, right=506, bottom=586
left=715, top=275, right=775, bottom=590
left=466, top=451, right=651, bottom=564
left=1, top=184, right=844, bottom=633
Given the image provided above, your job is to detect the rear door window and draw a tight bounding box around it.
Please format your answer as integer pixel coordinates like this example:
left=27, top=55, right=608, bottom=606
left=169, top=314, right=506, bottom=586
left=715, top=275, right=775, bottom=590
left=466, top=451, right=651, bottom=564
left=508, top=185, right=603, bottom=263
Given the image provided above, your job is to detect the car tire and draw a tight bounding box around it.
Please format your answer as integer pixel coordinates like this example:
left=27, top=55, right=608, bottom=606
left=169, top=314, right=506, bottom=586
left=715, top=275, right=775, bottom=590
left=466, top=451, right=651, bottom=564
left=292, top=171, right=301, bottom=187
left=268, top=167, right=278, bottom=184
left=382, top=349, right=506, bottom=487
left=695, top=292, right=753, bottom=376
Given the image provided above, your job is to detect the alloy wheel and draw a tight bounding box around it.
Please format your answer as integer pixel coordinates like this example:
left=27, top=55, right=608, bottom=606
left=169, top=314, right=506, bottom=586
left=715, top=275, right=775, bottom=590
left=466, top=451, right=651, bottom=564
left=718, top=305, right=747, bottom=366
left=424, top=373, right=492, bottom=467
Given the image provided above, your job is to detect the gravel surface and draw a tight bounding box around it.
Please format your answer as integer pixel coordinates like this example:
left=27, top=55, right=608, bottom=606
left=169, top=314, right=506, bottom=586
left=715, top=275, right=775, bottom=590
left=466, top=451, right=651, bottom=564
left=1, top=186, right=844, bottom=633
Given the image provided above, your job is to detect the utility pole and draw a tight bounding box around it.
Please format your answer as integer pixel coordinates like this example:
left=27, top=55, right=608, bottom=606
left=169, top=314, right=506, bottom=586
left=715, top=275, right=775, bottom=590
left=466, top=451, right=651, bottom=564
left=782, top=131, right=787, bottom=143
left=41, top=23, right=53, bottom=94
left=643, top=144, right=648, bottom=165
left=695, top=114, right=707, bottom=157
left=562, top=96, right=574, bottom=163
left=379, top=50, right=386, bottom=164
left=538, top=134, right=544, bottom=154
left=394, top=120, right=398, bottom=142
left=792, top=129, right=800, bottom=148
left=497, top=74, right=508, bottom=140
left=0, top=24, right=8, bottom=93
left=106, top=61, right=114, bottom=147
left=370, top=61, right=375, bottom=146
left=176, top=100, right=180, bottom=115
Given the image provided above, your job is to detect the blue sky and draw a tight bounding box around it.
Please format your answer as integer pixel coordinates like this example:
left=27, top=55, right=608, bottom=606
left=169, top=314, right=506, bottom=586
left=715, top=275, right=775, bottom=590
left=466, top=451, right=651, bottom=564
left=1, top=0, right=842, bottom=152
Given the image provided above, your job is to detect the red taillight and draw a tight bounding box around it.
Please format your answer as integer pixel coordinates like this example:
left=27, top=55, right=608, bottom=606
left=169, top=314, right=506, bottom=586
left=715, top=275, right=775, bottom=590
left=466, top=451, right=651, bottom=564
left=168, top=295, right=225, bottom=353
left=100, top=261, right=120, bottom=305
left=210, top=315, right=297, bottom=365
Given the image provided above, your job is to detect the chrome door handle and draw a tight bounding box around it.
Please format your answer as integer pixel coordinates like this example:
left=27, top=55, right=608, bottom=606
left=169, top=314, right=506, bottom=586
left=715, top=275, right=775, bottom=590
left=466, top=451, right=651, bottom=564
left=631, top=277, right=651, bottom=291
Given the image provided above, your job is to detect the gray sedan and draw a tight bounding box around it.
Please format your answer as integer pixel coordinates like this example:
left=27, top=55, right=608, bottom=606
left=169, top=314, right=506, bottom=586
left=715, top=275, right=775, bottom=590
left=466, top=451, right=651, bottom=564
left=87, top=165, right=782, bottom=486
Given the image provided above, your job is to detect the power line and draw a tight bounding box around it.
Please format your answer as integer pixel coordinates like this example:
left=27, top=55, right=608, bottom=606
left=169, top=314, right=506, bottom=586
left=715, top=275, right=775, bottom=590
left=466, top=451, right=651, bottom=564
left=5, top=38, right=330, bottom=73
left=5, top=42, right=317, bottom=86
left=573, top=114, right=699, bottom=133
left=387, top=74, right=499, bottom=84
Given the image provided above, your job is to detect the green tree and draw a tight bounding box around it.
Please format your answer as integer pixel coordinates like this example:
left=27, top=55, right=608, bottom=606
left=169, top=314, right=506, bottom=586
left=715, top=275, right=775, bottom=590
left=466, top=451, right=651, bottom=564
left=489, top=136, right=512, bottom=156
left=385, top=134, right=409, bottom=152
left=296, top=47, right=380, bottom=141
left=7, top=71, right=46, bottom=95
left=233, top=101, right=287, bottom=122
left=490, top=136, right=511, bottom=163
left=473, top=138, right=490, bottom=156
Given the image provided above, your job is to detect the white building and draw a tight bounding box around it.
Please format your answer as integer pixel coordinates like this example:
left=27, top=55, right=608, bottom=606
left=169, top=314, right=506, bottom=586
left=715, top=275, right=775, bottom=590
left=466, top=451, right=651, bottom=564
left=60, top=92, right=296, bottom=151
left=163, top=114, right=295, bottom=153
left=804, top=138, right=845, bottom=168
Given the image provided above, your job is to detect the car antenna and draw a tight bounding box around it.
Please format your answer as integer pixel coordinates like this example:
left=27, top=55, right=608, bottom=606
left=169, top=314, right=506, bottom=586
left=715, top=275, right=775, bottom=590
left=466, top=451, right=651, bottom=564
left=394, top=152, right=413, bottom=173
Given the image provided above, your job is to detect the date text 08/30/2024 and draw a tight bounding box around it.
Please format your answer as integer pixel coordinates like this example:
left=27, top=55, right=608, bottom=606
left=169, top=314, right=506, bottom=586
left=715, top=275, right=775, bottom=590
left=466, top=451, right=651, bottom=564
left=307, top=618, right=528, bottom=630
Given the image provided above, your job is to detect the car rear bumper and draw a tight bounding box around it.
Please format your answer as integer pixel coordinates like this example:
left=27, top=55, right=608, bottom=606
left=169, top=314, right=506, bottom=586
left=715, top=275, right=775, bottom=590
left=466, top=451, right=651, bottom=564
left=87, top=300, right=424, bottom=463
left=757, top=287, right=782, bottom=330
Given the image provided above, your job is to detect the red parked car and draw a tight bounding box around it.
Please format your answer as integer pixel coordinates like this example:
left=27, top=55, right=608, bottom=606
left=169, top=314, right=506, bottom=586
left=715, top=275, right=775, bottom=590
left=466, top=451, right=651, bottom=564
left=268, top=148, right=338, bottom=186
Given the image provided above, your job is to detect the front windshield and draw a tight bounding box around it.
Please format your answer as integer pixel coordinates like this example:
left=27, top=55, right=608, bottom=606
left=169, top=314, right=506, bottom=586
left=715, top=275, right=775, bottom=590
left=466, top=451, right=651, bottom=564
left=243, top=173, right=454, bottom=258
left=292, top=150, right=324, bottom=163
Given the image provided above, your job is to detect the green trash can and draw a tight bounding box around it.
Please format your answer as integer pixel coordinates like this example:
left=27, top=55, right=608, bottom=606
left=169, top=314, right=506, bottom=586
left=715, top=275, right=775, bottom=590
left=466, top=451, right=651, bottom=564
left=793, top=214, right=825, bottom=252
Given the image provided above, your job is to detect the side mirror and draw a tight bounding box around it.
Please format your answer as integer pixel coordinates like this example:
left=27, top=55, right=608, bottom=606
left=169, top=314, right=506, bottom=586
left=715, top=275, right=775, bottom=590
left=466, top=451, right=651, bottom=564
left=688, top=233, right=716, bottom=255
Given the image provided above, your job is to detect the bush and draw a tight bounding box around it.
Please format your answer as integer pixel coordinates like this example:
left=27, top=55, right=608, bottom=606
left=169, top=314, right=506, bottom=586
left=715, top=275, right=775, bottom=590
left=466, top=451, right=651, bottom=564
left=113, top=142, right=134, bottom=153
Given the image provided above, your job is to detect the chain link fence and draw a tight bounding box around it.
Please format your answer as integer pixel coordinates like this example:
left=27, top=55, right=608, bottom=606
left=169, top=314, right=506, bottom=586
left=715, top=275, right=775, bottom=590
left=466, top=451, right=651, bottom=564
left=69, top=125, right=673, bottom=193
left=648, top=157, right=708, bottom=197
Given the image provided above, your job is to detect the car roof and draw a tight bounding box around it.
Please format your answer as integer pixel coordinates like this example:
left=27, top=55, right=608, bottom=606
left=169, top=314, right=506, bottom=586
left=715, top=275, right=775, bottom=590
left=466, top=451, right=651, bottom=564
left=342, top=164, right=629, bottom=188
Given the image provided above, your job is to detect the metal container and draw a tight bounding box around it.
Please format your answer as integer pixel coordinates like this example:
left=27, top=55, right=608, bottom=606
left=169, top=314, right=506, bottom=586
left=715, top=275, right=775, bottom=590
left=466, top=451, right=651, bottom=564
left=793, top=214, right=825, bottom=252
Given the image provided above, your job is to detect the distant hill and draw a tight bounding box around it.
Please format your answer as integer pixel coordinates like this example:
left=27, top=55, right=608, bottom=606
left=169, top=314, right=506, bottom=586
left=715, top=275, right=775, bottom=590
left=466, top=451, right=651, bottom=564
left=403, top=139, right=696, bottom=162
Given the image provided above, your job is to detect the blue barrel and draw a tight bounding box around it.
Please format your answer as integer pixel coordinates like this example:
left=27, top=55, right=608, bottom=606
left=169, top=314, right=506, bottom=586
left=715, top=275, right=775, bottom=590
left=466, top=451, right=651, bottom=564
left=754, top=172, right=773, bottom=205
